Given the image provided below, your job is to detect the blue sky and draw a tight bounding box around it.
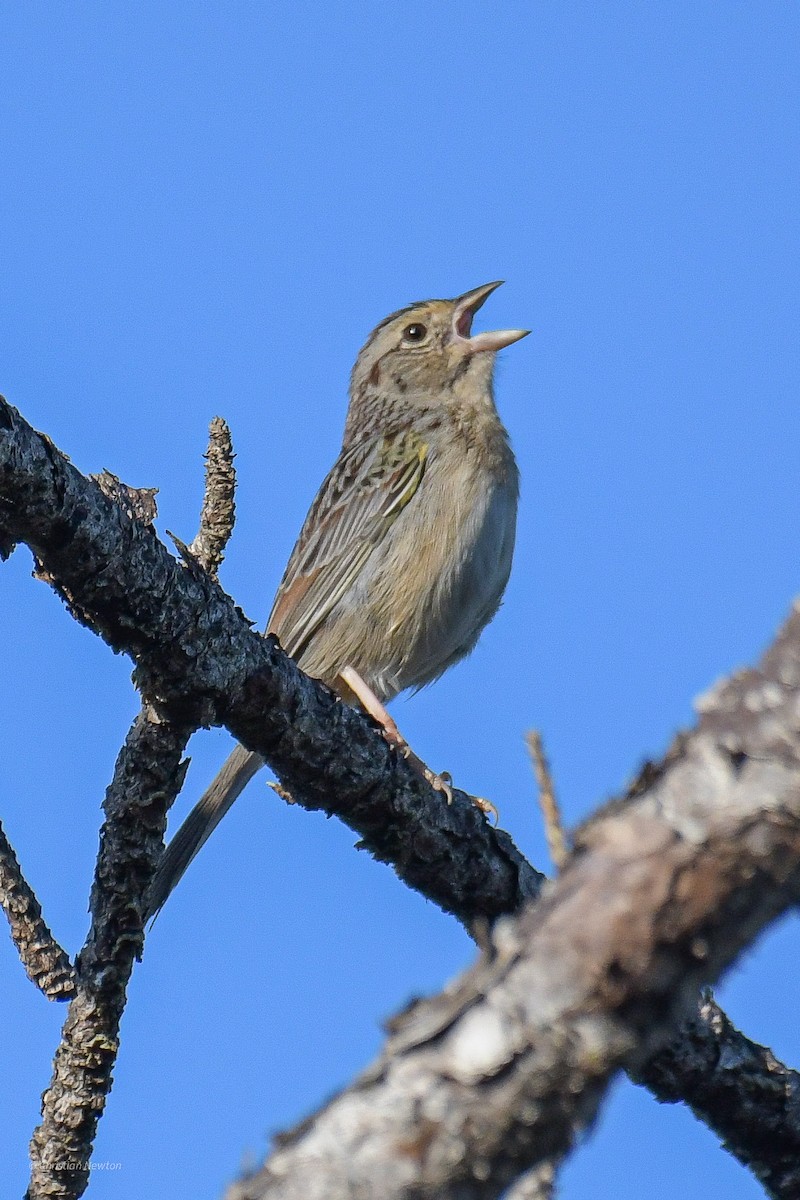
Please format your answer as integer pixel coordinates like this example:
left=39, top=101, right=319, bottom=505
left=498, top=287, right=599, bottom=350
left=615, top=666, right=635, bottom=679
left=1, top=4, right=799, bottom=1197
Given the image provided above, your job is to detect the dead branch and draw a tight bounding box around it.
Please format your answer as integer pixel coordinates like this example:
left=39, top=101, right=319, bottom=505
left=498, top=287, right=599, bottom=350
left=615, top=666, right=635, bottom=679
left=224, top=601, right=800, bottom=1199
left=525, top=730, right=568, bottom=870
left=0, top=395, right=543, bottom=926
left=189, top=415, right=236, bottom=575
left=0, top=820, right=75, bottom=1000
left=26, top=710, right=192, bottom=1200
left=635, top=991, right=800, bottom=1198
left=26, top=419, right=232, bottom=1197
left=3, top=395, right=800, bottom=1195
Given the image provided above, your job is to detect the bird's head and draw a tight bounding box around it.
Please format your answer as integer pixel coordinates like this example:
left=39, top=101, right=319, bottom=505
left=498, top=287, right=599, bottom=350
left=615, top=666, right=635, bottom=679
left=350, top=282, right=529, bottom=400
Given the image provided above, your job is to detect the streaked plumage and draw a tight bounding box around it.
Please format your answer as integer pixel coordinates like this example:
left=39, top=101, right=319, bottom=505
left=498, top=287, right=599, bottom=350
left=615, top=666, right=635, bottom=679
left=146, top=282, right=528, bottom=920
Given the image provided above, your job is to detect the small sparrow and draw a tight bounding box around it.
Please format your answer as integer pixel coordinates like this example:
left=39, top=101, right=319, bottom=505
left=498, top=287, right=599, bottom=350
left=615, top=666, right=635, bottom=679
left=146, top=281, right=528, bottom=919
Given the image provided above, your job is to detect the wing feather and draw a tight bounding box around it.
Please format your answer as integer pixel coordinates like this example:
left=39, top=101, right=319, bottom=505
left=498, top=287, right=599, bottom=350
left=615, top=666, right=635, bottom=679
left=267, top=428, right=427, bottom=661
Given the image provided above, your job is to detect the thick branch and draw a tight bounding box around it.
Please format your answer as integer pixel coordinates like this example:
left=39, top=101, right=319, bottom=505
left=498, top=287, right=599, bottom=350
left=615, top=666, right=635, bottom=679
left=0, top=820, right=75, bottom=1000
left=0, top=396, right=542, bottom=926
left=225, top=604, right=800, bottom=1199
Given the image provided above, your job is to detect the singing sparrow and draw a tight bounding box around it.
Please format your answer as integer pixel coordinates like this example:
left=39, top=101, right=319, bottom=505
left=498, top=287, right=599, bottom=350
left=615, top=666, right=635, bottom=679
left=146, top=281, right=528, bottom=919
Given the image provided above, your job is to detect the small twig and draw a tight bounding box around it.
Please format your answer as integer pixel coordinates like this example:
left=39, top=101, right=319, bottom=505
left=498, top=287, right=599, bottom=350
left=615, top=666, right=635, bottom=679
left=526, top=730, right=568, bottom=871
left=267, top=780, right=296, bottom=804
left=0, top=820, right=76, bottom=1001
left=189, top=416, right=236, bottom=577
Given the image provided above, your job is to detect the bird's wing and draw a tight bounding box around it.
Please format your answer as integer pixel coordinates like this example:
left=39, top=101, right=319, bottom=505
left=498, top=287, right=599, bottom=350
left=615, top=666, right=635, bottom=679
left=267, top=427, right=428, bottom=660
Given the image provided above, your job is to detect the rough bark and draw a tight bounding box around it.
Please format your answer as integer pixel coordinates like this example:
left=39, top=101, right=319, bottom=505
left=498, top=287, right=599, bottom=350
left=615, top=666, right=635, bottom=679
left=225, top=602, right=800, bottom=1199
left=26, top=710, right=191, bottom=1199
left=0, top=820, right=75, bottom=1000
left=24, top=418, right=237, bottom=1198
left=4, top=395, right=800, bottom=1196
left=187, top=415, right=236, bottom=575
left=636, top=992, right=800, bottom=1199
left=0, top=395, right=543, bottom=927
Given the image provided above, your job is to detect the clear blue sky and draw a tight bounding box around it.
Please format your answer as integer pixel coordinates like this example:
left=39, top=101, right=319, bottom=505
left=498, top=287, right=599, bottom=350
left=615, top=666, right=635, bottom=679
left=2, top=5, right=798, bottom=1198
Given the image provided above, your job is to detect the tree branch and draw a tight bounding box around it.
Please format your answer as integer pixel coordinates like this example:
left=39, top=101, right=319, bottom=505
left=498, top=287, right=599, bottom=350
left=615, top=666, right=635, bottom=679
left=526, top=730, right=567, bottom=871
left=224, top=602, right=800, bottom=1199
left=188, top=415, right=236, bottom=575
left=4, top=396, right=800, bottom=1194
left=0, top=395, right=542, bottom=927
left=25, top=421, right=232, bottom=1198
left=26, top=709, right=192, bottom=1200
left=0, top=820, right=75, bottom=1001
left=635, top=991, right=800, bottom=1199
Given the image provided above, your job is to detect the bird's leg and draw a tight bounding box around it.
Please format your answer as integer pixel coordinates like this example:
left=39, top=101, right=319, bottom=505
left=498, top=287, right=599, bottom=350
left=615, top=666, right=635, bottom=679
left=337, top=666, right=498, bottom=821
left=338, top=666, right=453, bottom=799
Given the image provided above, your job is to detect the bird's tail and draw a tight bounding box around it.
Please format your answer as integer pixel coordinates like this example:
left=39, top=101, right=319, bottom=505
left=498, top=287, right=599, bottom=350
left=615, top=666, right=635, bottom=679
left=145, top=744, right=263, bottom=921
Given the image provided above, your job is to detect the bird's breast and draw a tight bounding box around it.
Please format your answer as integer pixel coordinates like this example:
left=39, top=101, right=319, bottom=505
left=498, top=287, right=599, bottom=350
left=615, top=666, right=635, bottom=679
left=356, top=433, right=519, bottom=697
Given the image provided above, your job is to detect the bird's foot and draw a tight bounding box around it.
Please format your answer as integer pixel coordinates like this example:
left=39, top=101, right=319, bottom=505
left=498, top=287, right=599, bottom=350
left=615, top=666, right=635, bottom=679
left=469, top=794, right=500, bottom=823
left=338, top=665, right=498, bottom=821
left=400, top=745, right=498, bottom=822
left=268, top=779, right=296, bottom=805
left=423, top=765, right=453, bottom=803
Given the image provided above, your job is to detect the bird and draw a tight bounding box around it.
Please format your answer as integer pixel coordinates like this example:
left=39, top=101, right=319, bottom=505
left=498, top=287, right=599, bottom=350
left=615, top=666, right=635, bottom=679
left=145, top=281, right=528, bottom=920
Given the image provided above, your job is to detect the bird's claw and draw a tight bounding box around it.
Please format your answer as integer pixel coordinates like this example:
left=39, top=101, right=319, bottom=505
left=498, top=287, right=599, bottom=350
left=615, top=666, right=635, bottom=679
left=471, top=794, right=499, bottom=824
left=424, top=767, right=453, bottom=803
left=339, top=665, right=498, bottom=821
left=422, top=768, right=499, bottom=824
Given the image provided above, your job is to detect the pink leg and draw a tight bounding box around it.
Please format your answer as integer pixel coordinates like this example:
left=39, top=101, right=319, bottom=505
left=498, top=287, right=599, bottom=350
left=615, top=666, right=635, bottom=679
left=338, top=666, right=405, bottom=747
left=338, top=666, right=498, bottom=821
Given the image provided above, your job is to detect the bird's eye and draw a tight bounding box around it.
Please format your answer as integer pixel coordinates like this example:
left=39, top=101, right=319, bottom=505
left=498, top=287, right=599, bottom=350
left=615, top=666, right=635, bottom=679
left=402, top=323, right=427, bottom=343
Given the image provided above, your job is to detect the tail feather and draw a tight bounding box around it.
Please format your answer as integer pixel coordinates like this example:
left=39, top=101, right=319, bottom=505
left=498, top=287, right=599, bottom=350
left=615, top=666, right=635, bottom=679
left=146, top=744, right=263, bottom=921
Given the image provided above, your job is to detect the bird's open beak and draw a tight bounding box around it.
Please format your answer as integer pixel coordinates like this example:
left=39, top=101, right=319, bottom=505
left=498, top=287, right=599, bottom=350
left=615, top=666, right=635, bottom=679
left=452, top=281, right=530, bottom=353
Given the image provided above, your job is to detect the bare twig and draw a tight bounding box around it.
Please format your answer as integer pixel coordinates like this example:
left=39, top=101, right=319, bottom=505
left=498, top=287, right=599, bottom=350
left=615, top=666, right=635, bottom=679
left=526, top=730, right=568, bottom=870
left=0, top=820, right=75, bottom=1001
left=189, top=416, right=236, bottom=576
left=267, top=779, right=296, bottom=804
